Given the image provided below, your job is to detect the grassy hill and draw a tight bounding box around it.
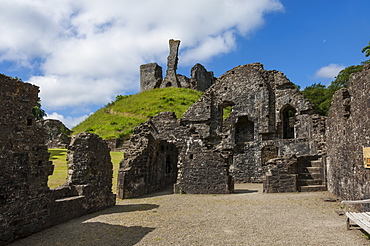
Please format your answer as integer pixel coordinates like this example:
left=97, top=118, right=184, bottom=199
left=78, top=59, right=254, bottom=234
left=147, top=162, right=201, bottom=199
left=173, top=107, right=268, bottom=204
left=72, top=87, right=203, bottom=140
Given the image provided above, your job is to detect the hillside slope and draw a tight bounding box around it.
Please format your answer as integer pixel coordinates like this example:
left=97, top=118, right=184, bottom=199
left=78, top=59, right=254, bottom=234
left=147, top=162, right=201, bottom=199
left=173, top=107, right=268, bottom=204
left=72, top=87, right=203, bottom=139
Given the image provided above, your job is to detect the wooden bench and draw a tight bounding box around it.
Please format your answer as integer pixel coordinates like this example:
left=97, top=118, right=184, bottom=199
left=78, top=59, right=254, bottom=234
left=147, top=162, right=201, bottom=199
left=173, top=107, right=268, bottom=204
left=341, top=199, right=370, bottom=234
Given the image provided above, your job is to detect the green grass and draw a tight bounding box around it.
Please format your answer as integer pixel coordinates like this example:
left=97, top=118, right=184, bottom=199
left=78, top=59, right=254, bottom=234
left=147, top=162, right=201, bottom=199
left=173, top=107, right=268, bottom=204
left=111, top=151, right=124, bottom=193
left=48, top=149, right=123, bottom=194
left=72, top=87, right=203, bottom=140
left=48, top=149, right=68, bottom=188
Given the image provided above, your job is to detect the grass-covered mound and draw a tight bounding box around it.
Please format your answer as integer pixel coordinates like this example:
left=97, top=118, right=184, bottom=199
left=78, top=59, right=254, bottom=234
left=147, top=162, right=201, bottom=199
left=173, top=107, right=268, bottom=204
left=72, top=87, right=203, bottom=140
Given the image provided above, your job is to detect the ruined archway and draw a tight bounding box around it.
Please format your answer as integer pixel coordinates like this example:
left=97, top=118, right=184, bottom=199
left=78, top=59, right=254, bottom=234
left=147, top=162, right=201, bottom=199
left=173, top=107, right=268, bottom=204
left=148, top=140, right=179, bottom=186
left=281, top=104, right=296, bottom=139
left=118, top=138, right=179, bottom=199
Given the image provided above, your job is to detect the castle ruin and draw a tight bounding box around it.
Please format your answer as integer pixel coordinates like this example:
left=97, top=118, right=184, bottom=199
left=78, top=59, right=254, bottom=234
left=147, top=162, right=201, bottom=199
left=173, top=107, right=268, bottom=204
left=118, top=62, right=327, bottom=198
left=140, top=39, right=216, bottom=92
left=1, top=40, right=370, bottom=244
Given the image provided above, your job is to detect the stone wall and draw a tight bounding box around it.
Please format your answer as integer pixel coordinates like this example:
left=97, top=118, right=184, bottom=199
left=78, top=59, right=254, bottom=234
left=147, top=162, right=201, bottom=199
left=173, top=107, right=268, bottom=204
left=0, top=75, right=52, bottom=245
left=117, top=112, right=183, bottom=198
left=40, top=119, right=71, bottom=148
left=48, top=132, right=116, bottom=225
left=117, top=110, right=234, bottom=199
left=182, top=63, right=325, bottom=184
left=326, top=64, right=370, bottom=206
left=174, top=139, right=234, bottom=194
left=140, top=63, right=163, bottom=92
left=0, top=75, right=115, bottom=245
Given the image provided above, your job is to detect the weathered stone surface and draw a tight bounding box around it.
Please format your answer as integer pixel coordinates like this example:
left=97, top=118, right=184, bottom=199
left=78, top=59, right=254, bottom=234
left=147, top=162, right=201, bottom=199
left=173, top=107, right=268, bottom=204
left=0, top=75, right=115, bottom=245
left=48, top=133, right=116, bottom=225
left=326, top=64, right=370, bottom=209
left=40, top=119, right=71, bottom=148
left=140, top=63, right=163, bottom=91
left=163, top=39, right=181, bottom=87
left=117, top=112, right=182, bottom=198
left=190, top=63, right=216, bottom=91
left=263, top=155, right=298, bottom=193
left=0, top=74, right=52, bottom=246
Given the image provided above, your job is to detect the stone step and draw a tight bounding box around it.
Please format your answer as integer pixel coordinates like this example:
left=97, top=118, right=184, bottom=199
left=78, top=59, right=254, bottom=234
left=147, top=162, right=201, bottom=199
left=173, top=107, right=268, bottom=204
left=299, top=185, right=326, bottom=192
left=298, top=167, right=322, bottom=173
left=298, top=173, right=323, bottom=180
left=310, top=160, right=322, bottom=167
left=298, top=179, right=323, bottom=186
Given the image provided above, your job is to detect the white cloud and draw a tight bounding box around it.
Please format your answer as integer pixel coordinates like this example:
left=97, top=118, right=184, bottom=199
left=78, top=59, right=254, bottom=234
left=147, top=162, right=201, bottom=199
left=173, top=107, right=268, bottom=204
left=0, top=0, right=283, bottom=126
left=315, top=64, right=345, bottom=79
left=45, top=112, right=90, bottom=129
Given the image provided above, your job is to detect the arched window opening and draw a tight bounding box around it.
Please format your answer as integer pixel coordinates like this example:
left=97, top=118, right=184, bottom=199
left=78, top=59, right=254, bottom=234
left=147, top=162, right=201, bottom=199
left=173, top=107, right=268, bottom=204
left=235, top=116, right=254, bottom=143
left=220, top=101, right=235, bottom=132
left=282, top=105, right=296, bottom=139
left=220, top=101, right=234, bottom=120
left=166, top=82, right=172, bottom=87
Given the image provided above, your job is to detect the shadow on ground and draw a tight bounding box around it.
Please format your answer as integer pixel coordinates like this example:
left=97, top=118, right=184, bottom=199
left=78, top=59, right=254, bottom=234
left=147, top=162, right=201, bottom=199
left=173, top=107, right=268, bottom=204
left=11, top=204, right=159, bottom=246
left=135, top=185, right=174, bottom=199
left=12, top=222, right=154, bottom=246
left=99, top=204, right=159, bottom=214
left=233, top=189, right=259, bottom=194
left=55, top=222, right=154, bottom=246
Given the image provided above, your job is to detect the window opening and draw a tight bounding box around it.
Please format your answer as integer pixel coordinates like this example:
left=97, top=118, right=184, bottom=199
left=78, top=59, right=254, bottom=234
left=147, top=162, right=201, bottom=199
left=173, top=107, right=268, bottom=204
left=235, top=116, right=254, bottom=143
left=282, top=105, right=296, bottom=139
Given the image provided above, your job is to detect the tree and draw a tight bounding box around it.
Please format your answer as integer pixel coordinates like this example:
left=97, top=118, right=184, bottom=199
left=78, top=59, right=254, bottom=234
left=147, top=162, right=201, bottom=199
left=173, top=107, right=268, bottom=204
left=329, top=64, right=363, bottom=90
left=302, top=83, right=333, bottom=115
left=32, top=101, right=47, bottom=120
left=362, top=41, right=370, bottom=57
left=302, top=41, right=370, bottom=115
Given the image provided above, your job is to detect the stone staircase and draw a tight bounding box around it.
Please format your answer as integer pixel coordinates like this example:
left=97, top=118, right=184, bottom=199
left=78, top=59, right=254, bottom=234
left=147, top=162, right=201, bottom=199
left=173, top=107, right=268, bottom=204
left=297, top=158, right=326, bottom=192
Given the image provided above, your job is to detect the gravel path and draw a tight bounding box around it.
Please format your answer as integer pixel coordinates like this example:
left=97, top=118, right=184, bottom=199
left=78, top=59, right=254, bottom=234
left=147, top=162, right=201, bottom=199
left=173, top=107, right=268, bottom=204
left=11, top=184, right=369, bottom=245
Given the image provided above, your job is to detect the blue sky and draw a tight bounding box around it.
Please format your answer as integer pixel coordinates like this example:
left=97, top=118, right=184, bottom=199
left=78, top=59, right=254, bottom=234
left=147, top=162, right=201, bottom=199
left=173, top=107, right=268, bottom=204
left=0, top=0, right=369, bottom=128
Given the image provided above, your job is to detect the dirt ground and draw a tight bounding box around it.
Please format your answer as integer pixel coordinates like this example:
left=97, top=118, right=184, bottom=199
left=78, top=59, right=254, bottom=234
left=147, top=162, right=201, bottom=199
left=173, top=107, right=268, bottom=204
left=11, top=184, right=370, bottom=245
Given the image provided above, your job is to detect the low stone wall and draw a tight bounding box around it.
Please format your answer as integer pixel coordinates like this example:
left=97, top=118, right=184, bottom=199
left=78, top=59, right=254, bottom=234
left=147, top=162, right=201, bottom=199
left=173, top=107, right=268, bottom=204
left=263, top=155, right=298, bottom=193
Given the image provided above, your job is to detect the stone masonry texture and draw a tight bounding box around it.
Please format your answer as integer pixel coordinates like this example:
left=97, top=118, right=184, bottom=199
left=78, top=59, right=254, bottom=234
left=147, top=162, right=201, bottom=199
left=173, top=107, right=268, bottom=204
left=40, top=119, right=71, bottom=148
left=326, top=64, right=370, bottom=210
left=0, top=74, right=115, bottom=245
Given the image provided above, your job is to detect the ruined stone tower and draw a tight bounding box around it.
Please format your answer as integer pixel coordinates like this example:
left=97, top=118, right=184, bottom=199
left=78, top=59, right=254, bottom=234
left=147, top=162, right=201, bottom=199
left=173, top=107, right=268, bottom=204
left=163, top=39, right=181, bottom=87
left=140, top=39, right=215, bottom=92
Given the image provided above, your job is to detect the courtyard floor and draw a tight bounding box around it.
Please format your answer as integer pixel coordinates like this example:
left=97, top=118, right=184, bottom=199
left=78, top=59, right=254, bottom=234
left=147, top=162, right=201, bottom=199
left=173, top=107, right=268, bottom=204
left=11, top=184, right=370, bottom=245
